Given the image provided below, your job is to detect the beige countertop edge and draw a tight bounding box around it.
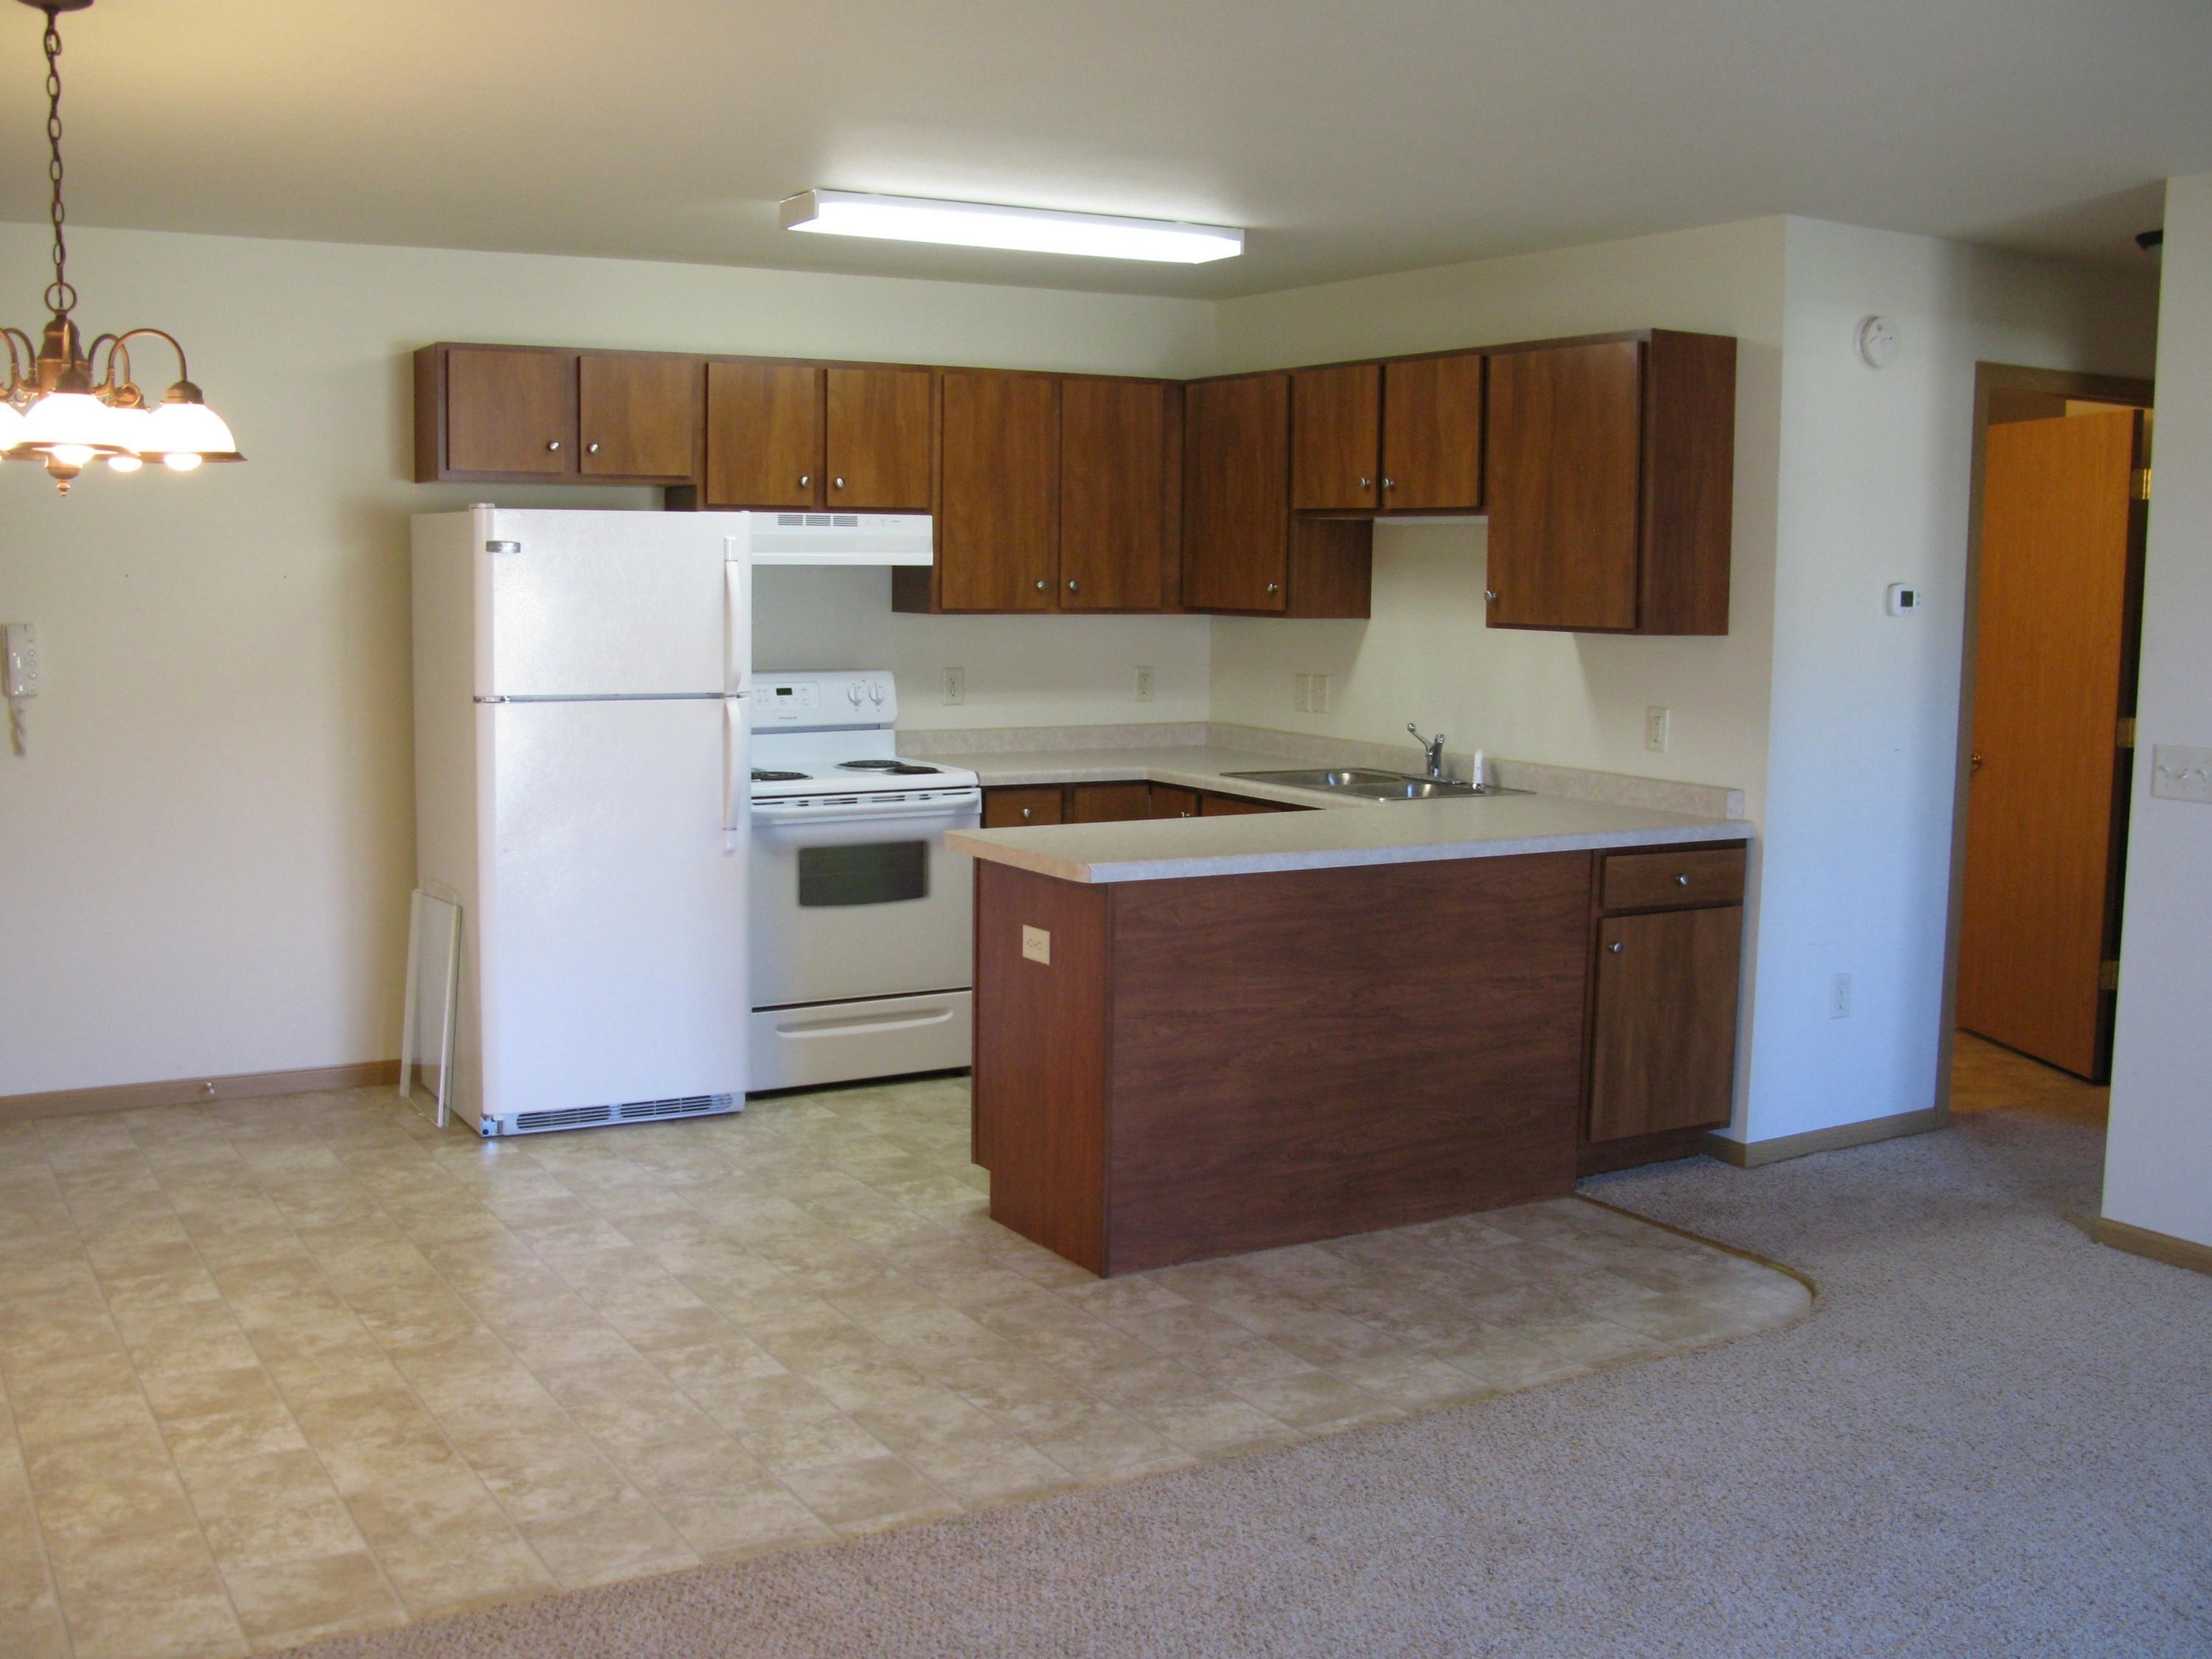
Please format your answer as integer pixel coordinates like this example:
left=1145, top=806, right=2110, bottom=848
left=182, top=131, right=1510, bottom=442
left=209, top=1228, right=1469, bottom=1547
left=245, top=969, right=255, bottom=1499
left=945, top=816, right=1750, bottom=886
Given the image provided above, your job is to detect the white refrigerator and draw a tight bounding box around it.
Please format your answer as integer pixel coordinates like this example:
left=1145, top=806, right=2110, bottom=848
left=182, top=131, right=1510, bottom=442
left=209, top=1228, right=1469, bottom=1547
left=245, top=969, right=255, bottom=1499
left=411, top=507, right=752, bottom=1136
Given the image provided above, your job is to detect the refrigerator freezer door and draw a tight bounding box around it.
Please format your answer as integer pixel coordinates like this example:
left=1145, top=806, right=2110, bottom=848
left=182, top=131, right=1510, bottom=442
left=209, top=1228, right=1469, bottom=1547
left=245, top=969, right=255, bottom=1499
left=479, top=699, right=748, bottom=1121
left=476, top=509, right=734, bottom=699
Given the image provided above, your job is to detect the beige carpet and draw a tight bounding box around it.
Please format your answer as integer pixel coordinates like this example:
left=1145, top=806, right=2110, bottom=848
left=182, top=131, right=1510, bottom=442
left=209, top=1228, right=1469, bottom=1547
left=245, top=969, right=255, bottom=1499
left=287, top=1107, right=2212, bottom=1657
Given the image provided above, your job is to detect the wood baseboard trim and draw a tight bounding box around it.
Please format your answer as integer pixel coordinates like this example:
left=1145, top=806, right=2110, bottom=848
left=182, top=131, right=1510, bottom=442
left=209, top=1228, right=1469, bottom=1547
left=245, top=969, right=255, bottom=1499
left=2085, top=1215, right=2212, bottom=1278
left=0, top=1062, right=400, bottom=1125
left=1702, top=1106, right=1944, bottom=1169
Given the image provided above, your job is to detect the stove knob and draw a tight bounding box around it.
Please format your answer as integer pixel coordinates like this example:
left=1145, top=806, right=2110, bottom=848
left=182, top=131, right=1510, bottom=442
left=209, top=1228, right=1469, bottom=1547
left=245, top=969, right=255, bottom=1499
left=846, top=683, right=864, bottom=706
left=867, top=682, right=886, bottom=705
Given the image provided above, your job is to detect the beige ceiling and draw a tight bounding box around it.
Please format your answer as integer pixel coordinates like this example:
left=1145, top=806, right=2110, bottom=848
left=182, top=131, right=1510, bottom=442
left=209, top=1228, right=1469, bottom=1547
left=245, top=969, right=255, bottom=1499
left=1, top=0, right=2203, bottom=298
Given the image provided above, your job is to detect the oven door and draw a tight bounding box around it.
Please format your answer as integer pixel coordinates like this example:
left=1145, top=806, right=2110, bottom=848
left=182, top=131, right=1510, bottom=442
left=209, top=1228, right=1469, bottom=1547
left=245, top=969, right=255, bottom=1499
left=748, top=793, right=980, bottom=1009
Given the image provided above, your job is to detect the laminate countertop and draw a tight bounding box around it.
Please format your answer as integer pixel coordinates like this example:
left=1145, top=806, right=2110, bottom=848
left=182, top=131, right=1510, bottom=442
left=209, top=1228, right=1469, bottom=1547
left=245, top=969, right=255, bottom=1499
left=936, top=745, right=1749, bottom=884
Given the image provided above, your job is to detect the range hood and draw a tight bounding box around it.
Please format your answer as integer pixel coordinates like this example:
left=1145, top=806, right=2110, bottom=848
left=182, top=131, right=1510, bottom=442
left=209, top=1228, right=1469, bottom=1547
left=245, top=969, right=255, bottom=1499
left=732, top=512, right=933, bottom=567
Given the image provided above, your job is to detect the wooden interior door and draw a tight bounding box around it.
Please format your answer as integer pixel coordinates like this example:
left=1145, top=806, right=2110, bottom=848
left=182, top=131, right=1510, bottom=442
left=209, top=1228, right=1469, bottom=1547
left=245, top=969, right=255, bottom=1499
left=1290, top=363, right=1380, bottom=512
left=444, top=347, right=575, bottom=476
left=824, top=366, right=933, bottom=510
left=1485, top=341, right=1641, bottom=630
left=1060, top=379, right=1166, bottom=610
left=938, top=371, right=1060, bottom=612
left=1382, top=352, right=1484, bottom=511
left=578, top=353, right=698, bottom=480
left=1958, top=408, right=2144, bottom=1078
left=1587, top=906, right=1742, bottom=1142
left=705, top=363, right=821, bottom=507
left=1182, top=374, right=1290, bottom=612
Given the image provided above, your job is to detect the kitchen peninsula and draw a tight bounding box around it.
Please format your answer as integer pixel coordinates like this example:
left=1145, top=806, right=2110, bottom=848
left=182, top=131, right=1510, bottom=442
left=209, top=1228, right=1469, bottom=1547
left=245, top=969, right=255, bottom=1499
left=948, top=793, right=1750, bottom=1276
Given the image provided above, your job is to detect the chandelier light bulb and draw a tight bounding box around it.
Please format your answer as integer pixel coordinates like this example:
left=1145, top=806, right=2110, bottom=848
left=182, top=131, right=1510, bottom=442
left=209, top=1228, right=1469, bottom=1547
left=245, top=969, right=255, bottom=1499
left=105, top=452, right=142, bottom=472
left=162, top=451, right=202, bottom=472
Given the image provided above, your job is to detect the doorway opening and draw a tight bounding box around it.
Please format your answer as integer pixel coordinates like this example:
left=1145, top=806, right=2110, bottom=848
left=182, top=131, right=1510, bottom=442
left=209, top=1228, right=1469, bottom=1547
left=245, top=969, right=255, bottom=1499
left=1941, top=365, right=2154, bottom=1130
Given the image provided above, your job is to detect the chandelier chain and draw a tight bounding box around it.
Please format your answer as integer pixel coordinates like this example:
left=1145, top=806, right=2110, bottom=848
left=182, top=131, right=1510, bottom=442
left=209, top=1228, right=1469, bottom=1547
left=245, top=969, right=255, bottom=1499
left=43, top=9, right=73, bottom=318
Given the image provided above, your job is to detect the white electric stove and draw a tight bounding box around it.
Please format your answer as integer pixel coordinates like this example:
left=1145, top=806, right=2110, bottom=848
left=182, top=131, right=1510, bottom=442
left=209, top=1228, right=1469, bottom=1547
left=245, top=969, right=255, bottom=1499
left=746, top=671, right=982, bottom=1092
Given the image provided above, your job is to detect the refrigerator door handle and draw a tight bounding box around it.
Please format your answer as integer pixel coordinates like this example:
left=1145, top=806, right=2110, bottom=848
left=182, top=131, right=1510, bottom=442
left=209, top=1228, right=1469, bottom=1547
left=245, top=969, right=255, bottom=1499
left=723, top=541, right=751, bottom=699
left=723, top=695, right=749, bottom=848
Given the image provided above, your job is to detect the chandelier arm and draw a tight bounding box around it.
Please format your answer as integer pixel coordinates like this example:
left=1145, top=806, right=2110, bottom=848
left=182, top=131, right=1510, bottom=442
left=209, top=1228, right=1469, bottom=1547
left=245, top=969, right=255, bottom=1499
left=0, top=325, right=35, bottom=394
left=100, top=327, right=190, bottom=390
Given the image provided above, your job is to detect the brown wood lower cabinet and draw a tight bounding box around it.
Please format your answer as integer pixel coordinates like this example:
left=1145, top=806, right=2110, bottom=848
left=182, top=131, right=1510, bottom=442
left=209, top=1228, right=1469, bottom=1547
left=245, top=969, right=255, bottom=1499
left=1579, top=841, right=1747, bottom=1172
left=981, top=782, right=1305, bottom=827
left=973, top=854, right=1591, bottom=1274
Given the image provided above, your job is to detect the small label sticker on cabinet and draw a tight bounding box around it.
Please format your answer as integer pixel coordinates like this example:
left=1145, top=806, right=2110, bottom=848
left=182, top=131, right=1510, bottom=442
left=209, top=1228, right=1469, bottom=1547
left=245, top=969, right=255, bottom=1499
left=1020, top=925, right=1051, bottom=965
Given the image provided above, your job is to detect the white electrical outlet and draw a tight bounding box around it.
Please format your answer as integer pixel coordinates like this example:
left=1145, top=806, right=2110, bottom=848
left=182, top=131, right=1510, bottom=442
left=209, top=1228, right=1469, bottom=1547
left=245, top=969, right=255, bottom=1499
left=1829, top=973, right=1851, bottom=1020
left=1645, top=706, right=1670, bottom=753
left=942, top=667, right=965, bottom=706
left=1311, top=673, right=1330, bottom=714
left=1134, top=666, right=1154, bottom=703
left=2149, top=745, right=2212, bottom=805
left=1294, top=674, right=1311, bottom=713
left=1020, top=925, right=1051, bottom=966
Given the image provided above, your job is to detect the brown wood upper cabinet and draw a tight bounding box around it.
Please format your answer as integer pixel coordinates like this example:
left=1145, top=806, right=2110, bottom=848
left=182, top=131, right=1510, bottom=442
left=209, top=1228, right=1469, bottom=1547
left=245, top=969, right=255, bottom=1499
left=1292, top=364, right=1380, bottom=512
left=939, top=371, right=1060, bottom=612
left=578, top=353, right=698, bottom=481
left=1382, top=352, right=1484, bottom=511
left=703, top=362, right=931, bottom=511
left=417, top=344, right=700, bottom=484
left=1485, top=331, right=1735, bottom=635
left=1060, top=378, right=1171, bottom=611
left=1184, top=372, right=1371, bottom=618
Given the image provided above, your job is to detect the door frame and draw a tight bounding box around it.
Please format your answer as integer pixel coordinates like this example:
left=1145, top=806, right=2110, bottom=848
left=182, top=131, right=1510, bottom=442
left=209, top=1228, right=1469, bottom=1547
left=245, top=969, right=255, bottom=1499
left=1935, top=364, right=2154, bottom=1114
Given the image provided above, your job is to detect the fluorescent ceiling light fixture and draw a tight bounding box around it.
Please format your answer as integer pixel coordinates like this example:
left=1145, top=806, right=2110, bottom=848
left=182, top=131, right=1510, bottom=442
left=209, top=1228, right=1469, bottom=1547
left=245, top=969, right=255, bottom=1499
left=779, top=189, right=1243, bottom=264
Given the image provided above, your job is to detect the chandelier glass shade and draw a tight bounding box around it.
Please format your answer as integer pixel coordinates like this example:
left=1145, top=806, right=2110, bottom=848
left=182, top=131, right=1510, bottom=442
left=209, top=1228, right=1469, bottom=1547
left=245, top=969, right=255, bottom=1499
left=4, top=0, right=242, bottom=493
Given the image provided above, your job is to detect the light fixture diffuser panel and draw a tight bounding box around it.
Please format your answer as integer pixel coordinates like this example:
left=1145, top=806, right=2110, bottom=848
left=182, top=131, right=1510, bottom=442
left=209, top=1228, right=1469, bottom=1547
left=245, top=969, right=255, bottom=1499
left=779, top=189, right=1243, bottom=264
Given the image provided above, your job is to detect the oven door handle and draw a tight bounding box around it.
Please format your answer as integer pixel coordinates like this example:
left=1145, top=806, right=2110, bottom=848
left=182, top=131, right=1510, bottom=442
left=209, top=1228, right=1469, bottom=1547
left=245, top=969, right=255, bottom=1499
left=752, top=793, right=981, bottom=829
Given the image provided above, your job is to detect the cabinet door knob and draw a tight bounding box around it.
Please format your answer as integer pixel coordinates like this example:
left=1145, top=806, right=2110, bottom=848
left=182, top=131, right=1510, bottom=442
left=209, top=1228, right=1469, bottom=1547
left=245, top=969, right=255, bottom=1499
left=1676, top=873, right=1691, bottom=886
left=833, top=476, right=846, bottom=490
left=1484, top=590, right=1499, bottom=602
left=1034, top=580, right=1047, bottom=591
left=1020, top=807, right=1033, bottom=820
left=547, top=440, right=561, bottom=452
left=1357, top=476, right=1371, bottom=490
left=799, top=473, right=810, bottom=488
left=1382, top=476, right=1396, bottom=490
left=1066, top=580, right=1079, bottom=591
left=587, top=442, right=600, bottom=454
left=1265, top=582, right=1279, bottom=594
left=1609, top=941, right=1624, bottom=953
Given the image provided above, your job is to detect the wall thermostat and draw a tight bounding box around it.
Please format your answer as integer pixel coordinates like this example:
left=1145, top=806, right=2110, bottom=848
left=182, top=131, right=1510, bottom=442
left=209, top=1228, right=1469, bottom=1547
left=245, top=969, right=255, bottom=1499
left=1857, top=315, right=1900, bottom=369
left=1886, top=583, right=1920, bottom=616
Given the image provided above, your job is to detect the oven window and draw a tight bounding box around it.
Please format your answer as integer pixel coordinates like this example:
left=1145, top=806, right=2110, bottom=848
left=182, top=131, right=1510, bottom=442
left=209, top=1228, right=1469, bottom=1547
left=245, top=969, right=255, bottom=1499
left=797, top=841, right=929, bottom=907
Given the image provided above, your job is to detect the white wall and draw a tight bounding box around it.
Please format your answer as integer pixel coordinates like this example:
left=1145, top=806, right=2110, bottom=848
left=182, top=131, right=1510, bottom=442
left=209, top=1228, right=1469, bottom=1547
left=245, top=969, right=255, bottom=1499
left=1746, top=220, right=2159, bottom=1144
left=0, top=224, right=1213, bottom=1096
left=2104, top=173, right=2212, bottom=1249
left=1207, top=218, right=1787, bottom=818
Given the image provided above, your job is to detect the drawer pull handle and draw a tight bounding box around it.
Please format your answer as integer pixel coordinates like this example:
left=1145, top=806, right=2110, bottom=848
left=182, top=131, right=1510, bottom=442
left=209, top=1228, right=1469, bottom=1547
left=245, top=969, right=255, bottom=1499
left=1020, top=807, right=1033, bottom=820
left=1676, top=873, right=1691, bottom=886
left=1608, top=941, right=1624, bottom=953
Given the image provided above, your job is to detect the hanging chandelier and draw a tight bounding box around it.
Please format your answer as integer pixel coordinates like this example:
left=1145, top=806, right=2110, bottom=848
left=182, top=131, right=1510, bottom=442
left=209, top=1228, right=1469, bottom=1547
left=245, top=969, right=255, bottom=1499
left=3, top=0, right=240, bottom=493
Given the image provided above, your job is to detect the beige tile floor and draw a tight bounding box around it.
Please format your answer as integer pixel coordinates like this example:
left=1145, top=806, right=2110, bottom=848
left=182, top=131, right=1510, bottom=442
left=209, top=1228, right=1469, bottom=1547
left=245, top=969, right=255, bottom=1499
left=0, top=1077, right=1810, bottom=1658
left=1949, top=1031, right=2110, bottom=1127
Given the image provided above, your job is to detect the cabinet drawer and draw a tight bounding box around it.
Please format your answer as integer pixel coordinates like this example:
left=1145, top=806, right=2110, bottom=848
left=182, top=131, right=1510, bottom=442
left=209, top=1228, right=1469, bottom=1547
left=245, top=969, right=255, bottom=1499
left=1148, top=786, right=1199, bottom=820
left=1601, top=846, right=1745, bottom=911
left=1067, top=782, right=1151, bottom=824
left=983, top=787, right=1065, bottom=829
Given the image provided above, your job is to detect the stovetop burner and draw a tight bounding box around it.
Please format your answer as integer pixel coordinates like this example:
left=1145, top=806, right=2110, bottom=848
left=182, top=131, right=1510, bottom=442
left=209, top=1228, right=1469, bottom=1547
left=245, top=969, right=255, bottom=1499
left=837, top=759, right=942, bottom=776
left=751, top=768, right=809, bottom=782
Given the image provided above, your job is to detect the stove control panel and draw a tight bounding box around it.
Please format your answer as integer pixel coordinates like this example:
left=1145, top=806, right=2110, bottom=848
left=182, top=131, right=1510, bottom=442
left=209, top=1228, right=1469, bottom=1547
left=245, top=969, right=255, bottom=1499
left=753, top=672, right=897, bottom=728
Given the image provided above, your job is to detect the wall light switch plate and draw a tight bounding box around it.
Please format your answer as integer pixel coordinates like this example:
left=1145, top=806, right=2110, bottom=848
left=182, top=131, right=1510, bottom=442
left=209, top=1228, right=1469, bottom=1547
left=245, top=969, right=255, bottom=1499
left=2150, top=744, right=2212, bottom=804
left=942, top=667, right=964, bottom=706
left=1020, top=925, right=1051, bottom=965
left=1311, top=673, right=1330, bottom=714
left=3, top=623, right=38, bottom=699
left=1829, top=973, right=1851, bottom=1020
left=1294, top=673, right=1311, bottom=713
left=1134, top=666, right=1154, bottom=703
left=1644, top=706, right=1670, bottom=753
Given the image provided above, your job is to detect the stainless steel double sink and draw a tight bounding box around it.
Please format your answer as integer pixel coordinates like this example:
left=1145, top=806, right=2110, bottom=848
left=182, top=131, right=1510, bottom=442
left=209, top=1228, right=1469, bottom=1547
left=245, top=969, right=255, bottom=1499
left=1220, top=767, right=1526, bottom=802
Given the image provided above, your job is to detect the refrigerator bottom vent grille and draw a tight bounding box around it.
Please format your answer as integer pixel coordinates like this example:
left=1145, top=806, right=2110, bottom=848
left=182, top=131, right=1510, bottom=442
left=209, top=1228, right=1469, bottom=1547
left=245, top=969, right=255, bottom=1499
left=619, top=1094, right=735, bottom=1121
left=513, top=1105, right=613, bottom=1133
